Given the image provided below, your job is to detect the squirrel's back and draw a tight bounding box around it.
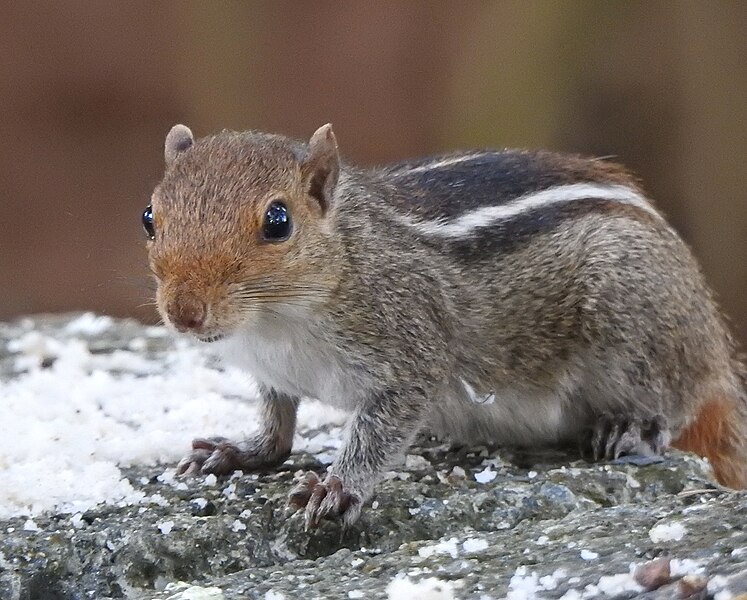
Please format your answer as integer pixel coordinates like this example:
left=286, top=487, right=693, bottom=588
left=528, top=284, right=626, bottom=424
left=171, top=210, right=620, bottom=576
left=367, top=150, right=747, bottom=487
left=382, top=149, right=638, bottom=218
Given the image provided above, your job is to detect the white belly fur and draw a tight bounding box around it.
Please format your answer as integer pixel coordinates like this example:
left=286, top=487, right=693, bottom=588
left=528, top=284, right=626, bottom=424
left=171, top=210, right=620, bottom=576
left=428, top=367, right=585, bottom=446
left=216, top=323, right=367, bottom=411
left=429, top=389, right=575, bottom=446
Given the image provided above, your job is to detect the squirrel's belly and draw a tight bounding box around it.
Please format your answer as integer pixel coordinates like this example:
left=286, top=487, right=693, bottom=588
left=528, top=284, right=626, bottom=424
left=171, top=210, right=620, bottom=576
left=429, top=379, right=583, bottom=446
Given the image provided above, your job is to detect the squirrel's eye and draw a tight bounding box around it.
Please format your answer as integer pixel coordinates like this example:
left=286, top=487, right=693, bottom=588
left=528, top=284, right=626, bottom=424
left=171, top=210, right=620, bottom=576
left=262, top=201, right=292, bottom=241
left=142, top=204, right=155, bottom=240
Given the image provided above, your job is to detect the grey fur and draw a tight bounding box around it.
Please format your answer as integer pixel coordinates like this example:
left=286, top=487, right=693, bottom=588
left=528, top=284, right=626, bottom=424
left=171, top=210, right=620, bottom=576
left=149, top=125, right=747, bottom=528
left=164, top=124, right=194, bottom=166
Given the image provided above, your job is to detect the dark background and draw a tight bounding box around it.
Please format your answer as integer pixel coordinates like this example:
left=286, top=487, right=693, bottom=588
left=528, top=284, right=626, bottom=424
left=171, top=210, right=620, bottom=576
left=1, top=2, right=746, bottom=346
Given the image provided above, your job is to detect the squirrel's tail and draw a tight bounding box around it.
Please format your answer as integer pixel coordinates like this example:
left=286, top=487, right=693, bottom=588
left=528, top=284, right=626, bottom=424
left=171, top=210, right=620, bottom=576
left=671, top=360, right=747, bottom=489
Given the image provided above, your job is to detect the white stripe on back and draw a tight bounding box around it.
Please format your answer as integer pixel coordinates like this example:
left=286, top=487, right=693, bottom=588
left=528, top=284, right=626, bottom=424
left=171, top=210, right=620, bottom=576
left=399, top=183, right=660, bottom=238
left=393, top=154, right=487, bottom=175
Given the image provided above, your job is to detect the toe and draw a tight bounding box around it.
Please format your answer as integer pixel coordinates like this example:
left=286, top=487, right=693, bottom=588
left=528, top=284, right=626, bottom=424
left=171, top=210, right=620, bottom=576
left=176, top=457, right=198, bottom=476
left=590, top=415, right=612, bottom=461
left=287, top=471, right=321, bottom=511
left=604, top=419, right=623, bottom=460
left=612, top=424, right=642, bottom=459
left=191, top=438, right=216, bottom=451
left=304, top=482, right=329, bottom=529
left=318, top=476, right=349, bottom=515
left=643, top=416, right=671, bottom=454
left=201, top=443, right=240, bottom=475
left=176, top=447, right=212, bottom=476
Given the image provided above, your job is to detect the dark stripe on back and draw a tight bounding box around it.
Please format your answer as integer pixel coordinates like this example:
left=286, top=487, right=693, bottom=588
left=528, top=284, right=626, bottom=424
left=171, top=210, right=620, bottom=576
left=383, top=150, right=639, bottom=221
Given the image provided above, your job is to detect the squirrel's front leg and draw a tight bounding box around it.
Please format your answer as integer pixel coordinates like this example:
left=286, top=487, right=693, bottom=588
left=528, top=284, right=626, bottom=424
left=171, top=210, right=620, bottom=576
left=177, top=388, right=298, bottom=476
left=289, top=386, right=427, bottom=528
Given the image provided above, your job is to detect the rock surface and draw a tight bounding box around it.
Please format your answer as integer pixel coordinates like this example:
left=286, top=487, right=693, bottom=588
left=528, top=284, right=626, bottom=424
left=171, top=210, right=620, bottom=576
left=1, top=315, right=746, bottom=600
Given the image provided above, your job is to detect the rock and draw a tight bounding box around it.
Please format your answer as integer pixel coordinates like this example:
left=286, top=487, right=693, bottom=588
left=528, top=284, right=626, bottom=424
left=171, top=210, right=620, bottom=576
left=634, top=557, right=672, bottom=591
left=1, top=314, right=746, bottom=599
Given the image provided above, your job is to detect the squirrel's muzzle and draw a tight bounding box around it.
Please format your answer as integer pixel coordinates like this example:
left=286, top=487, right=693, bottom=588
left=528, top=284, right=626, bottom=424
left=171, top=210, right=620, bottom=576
left=165, top=293, right=207, bottom=333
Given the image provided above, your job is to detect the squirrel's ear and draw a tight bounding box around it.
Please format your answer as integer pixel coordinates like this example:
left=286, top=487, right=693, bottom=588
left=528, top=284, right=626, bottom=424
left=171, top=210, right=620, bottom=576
left=301, top=123, right=340, bottom=214
left=164, top=124, right=194, bottom=166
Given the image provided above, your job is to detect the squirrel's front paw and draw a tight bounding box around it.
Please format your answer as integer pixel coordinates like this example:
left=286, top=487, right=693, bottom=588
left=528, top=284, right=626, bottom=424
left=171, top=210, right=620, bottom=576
left=287, top=471, right=362, bottom=529
left=176, top=437, right=288, bottom=476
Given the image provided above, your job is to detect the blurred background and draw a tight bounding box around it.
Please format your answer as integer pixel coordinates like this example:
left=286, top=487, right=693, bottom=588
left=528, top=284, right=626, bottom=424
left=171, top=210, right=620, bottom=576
left=1, top=2, right=746, bottom=345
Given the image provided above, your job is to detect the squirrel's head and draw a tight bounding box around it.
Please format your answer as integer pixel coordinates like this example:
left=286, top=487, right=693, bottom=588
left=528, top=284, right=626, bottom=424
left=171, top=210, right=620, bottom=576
left=146, top=123, right=341, bottom=342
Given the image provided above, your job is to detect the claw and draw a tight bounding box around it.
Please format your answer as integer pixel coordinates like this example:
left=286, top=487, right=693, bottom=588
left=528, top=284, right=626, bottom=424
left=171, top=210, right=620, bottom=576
left=604, top=419, right=621, bottom=459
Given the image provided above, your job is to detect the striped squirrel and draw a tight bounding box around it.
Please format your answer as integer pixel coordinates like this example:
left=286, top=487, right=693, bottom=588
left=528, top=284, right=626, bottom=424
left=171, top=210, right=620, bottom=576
left=146, top=123, right=747, bottom=528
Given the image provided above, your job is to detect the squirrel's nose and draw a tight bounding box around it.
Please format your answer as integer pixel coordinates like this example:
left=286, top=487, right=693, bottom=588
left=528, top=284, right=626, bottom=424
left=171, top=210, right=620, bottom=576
left=167, top=294, right=207, bottom=332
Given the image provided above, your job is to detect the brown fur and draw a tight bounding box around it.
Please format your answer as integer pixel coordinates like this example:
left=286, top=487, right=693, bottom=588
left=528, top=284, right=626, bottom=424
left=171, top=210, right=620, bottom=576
left=673, top=395, right=747, bottom=488
left=150, top=129, right=342, bottom=341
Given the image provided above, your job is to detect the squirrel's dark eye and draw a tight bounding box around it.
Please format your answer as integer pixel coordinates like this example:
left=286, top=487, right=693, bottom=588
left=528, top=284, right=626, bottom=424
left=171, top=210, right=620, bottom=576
left=142, top=204, right=155, bottom=240
left=262, top=201, right=292, bottom=241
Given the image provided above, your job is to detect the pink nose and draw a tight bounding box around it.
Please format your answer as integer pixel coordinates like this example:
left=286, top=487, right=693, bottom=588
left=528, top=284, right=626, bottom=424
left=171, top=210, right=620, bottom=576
left=167, top=294, right=207, bottom=332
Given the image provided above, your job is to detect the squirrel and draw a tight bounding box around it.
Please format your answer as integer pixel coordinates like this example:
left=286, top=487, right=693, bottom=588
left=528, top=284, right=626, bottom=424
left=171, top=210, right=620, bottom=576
left=145, top=123, right=747, bottom=528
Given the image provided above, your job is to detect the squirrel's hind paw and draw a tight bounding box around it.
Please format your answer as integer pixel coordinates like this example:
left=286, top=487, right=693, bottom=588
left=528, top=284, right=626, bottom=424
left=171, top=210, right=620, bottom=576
left=288, top=471, right=362, bottom=529
left=582, top=414, right=671, bottom=462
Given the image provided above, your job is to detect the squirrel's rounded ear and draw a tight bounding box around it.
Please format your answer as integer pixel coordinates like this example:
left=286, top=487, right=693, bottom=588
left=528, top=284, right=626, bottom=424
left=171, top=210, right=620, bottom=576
left=301, top=123, right=340, bottom=214
left=164, top=124, right=194, bottom=166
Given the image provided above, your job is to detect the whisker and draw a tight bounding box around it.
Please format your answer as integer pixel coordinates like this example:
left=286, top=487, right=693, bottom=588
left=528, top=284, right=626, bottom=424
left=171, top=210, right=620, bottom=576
left=235, top=297, right=322, bottom=312
left=235, top=293, right=321, bottom=303
left=232, top=276, right=334, bottom=292
left=234, top=286, right=333, bottom=296
left=233, top=294, right=328, bottom=304
left=232, top=291, right=326, bottom=302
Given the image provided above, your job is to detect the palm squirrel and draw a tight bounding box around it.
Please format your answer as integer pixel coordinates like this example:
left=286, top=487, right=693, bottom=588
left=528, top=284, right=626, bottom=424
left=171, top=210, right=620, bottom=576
left=145, top=123, right=747, bottom=528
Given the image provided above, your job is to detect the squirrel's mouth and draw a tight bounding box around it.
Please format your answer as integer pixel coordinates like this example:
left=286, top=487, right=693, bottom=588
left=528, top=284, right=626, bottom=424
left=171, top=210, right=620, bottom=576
left=197, top=334, right=225, bottom=343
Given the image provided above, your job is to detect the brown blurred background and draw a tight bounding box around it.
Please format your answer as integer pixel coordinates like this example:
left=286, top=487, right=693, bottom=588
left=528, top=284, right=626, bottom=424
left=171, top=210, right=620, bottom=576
left=1, top=2, right=746, bottom=345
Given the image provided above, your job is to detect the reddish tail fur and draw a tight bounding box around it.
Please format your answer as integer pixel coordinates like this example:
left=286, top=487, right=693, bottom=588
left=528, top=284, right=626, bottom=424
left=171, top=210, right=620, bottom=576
left=672, top=394, right=747, bottom=488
